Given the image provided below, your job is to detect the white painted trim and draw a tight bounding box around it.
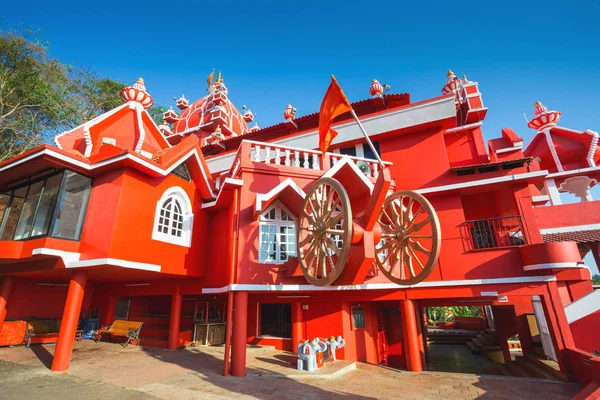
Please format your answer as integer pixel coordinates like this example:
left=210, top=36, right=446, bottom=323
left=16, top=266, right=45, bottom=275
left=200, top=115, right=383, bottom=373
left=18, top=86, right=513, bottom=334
left=205, top=95, right=456, bottom=173
left=445, top=122, right=482, bottom=133
left=66, top=258, right=161, bottom=272
left=322, top=155, right=374, bottom=191
left=565, top=290, right=600, bottom=324
left=547, top=166, right=600, bottom=179
left=495, top=146, right=522, bottom=154
left=532, top=195, right=550, bottom=204
left=255, top=178, right=306, bottom=216
left=202, top=275, right=557, bottom=293
left=480, top=291, right=499, bottom=296
left=201, top=178, right=244, bottom=209
left=133, top=102, right=146, bottom=154
left=152, top=186, right=194, bottom=247
left=540, top=224, right=600, bottom=234
left=523, top=262, right=584, bottom=271
left=543, top=179, right=562, bottom=205
left=354, top=144, right=365, bottom=158
left=543, top=128, right=564, bottom=172
left=466, top=92, right=482, bottom=98
left=0, top=147, right=216, bottom=199
left=416, top=170, right=548, bottom=195
left=31, top=248, right=81, bottom=263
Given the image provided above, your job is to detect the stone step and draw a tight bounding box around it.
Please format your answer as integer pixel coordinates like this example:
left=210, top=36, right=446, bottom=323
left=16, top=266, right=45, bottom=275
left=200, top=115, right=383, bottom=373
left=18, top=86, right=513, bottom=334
left=514, top=356, right=559, bottom=380
left=523, top=353, right=568, bottom=381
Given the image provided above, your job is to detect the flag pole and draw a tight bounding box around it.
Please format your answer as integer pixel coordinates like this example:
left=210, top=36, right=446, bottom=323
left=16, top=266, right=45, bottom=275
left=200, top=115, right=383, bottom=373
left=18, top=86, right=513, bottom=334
left=349, top=109, right=386, bottom=169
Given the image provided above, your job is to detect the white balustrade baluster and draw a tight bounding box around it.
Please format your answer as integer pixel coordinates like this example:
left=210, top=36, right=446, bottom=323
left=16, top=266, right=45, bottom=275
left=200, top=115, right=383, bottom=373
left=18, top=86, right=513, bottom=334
left=265, top=147, right=272, bottom=163
left=285, top=150, right=291, bottom=166
left=312, top=154, right=319, bottom=170
left=372, top=162, right=379, bottom=178
left=254, top=145, right=261, bottom=162
left=294, top=151, right=300, bottom=167
left=275, top=148, right=281, bottom=165
left=332, top=157, right=338, bottom=165
left=303, top=152, right=309, bottom=168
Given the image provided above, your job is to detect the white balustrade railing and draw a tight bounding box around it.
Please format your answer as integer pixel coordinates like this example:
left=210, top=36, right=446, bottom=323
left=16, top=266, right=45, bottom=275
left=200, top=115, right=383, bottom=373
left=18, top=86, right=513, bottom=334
left=249, top=140, right=322, bottom=170
left=235, top=140, right=393, bottom=178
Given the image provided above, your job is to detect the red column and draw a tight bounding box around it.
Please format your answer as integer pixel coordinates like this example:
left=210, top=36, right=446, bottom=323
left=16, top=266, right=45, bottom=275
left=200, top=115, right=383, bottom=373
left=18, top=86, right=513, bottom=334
left=291, top=302, right=303, bottom=350
left=168, top=284, right=182, bottom=350
left=0, top=277, right=15, bottom=333
left=51, top=271, right=87, bottom=372
left=230, top=291, right=248, bottom=377
left=401, top=299, right=422, bottom=372
left=543, top=282, right=576, bottom=378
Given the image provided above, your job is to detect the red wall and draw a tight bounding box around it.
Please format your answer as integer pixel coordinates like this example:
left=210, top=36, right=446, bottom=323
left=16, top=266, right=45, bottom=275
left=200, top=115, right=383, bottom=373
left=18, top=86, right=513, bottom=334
left=570, top=310, right=600, bottom=353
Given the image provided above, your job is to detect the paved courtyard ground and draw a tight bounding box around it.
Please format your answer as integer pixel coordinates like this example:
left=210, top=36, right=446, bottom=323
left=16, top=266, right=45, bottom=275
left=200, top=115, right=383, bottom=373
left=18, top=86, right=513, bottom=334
left=0, top=341, right=582, bottom=400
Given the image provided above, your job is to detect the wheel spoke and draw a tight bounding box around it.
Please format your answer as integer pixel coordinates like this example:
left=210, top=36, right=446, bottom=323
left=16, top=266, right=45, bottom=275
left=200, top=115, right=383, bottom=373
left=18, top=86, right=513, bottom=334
left=405, top=247, right=415, bottom=277
left=325, top=237, right=340, bottom=256
left=326, top=212, right=343, bottom=230
left=299, top=233, right=314, bottom=247
left=406, top=243, right=425, bottom=270
left=406, top=206, right=423, bottom=230
left=403, top=197, right=415, bottom=229
left=406, top=217, right=430, bottom=235
left=390, top=199, right=403, bottom=227
left=408, top=239, right=431, bottom=257
left=323, top=197, right=340, bottom=224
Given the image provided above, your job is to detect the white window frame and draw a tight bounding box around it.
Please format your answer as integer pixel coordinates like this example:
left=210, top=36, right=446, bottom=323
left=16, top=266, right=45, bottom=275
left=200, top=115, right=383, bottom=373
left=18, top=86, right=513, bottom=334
left=258, top=201, right=297, bottom=264
left=152, top=186, right=194, bottom=247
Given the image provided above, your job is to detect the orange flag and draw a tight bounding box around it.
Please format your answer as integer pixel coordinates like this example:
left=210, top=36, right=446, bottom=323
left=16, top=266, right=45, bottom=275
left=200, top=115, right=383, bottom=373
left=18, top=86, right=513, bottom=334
left=319, top=75, right=353, bottom=154
left=207, top=69, right=215, bottom=87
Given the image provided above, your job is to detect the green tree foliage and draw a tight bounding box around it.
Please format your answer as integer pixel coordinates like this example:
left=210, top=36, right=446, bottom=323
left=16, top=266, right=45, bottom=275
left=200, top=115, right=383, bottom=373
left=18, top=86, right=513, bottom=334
left=592, top=274, right=600, bottom=284
left=426, top=306, right=483, bottom=322
left=0, top=28, right=167, bottom=162
left=147, top=104, right=168, bottom=127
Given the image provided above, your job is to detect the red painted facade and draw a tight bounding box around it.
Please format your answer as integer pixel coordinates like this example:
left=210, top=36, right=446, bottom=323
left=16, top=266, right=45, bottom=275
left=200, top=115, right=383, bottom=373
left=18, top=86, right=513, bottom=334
left=0, top=72, right=599, bottom=381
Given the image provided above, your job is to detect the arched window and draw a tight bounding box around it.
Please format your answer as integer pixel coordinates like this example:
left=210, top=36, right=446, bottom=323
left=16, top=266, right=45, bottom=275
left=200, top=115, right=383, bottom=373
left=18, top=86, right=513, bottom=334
left=259, top=202, right=296, bottom=264
left=152, top=187, right=193, bottom=247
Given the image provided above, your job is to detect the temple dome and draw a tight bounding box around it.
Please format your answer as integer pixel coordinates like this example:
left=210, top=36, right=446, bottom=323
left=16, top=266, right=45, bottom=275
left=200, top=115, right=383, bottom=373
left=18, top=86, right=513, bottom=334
left=170, top=72, right=249, bottom=143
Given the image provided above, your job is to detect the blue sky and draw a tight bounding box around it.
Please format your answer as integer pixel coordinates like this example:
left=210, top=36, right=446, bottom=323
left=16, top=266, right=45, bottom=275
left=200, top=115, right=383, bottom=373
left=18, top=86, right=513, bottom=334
left=2, top=0, right=600, bottom=272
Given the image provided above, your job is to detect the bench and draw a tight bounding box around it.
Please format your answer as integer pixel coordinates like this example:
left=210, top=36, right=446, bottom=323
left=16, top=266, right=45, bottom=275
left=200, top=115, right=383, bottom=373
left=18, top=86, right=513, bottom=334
left=94, top=320, right=143, bottom=347
left=27, top=319, right=84, bottom=345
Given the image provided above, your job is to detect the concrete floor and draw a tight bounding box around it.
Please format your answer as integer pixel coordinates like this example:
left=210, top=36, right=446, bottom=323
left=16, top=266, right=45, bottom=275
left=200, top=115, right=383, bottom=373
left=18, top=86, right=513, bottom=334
left=0, top=341, right=583, bottom=400
left=425, top=344, right=502, bottom=375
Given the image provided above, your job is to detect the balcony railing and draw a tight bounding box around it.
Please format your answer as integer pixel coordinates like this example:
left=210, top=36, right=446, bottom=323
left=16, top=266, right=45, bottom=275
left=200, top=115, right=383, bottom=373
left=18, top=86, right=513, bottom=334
left=227, top=140, right=392, bottom=180
left=462, top=216, right=526, bottom=251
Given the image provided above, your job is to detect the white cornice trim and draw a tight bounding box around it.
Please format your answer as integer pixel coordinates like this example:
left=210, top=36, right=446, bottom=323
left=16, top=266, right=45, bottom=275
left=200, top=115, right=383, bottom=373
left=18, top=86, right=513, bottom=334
left=546, top=165, right=600, bottom=179
left=495, top=146, right=522, bottom=154
left=205, top=95, right=456, bottom=173
left=0, top=147, right=216, bottom=199
left=202, top=275, right=557, bottom=293
left=445, top=122, right=482, bottom=134
left=31, top=248, right=81, bottom=264
left=67, top=258, right=161, bottom=272
left=523, top=262, right=585, bottom=271
left=322, top=155, right=374, bottom=191
left=416, top=170, right=548, bottom=195
left=201, top=178, right=244, bottom=209
left=540, top=224, right=600, bottom=234
left=565, top=290, right=600, bottom=324
left=255, top=178, right=306, bottom=216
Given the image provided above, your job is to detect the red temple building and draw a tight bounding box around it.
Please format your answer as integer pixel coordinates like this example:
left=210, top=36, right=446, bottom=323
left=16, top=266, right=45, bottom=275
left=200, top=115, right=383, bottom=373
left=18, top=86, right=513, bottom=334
left=0, top=70, right=599, bottom=387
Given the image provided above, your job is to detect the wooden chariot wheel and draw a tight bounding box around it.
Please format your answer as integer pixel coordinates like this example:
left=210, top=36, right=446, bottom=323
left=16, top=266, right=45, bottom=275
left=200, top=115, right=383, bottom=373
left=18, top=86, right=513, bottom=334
left=297, top=177, right=352, bottom=286
left=375, top=190, right=441, bottom=285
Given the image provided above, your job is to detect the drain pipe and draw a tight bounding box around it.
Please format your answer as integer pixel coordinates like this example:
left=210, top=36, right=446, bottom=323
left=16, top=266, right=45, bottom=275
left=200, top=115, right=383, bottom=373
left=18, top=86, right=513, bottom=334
left=223, top=188, right=240, bottom=376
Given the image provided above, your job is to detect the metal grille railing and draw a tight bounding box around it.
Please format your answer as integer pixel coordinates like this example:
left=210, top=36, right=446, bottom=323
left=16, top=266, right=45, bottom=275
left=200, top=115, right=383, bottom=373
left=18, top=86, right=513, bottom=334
left=463, top=216, right=526, bottom=250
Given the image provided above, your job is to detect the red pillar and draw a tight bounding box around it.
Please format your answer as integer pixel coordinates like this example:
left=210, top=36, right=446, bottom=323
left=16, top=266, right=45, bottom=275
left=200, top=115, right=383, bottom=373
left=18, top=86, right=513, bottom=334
left=168, top=284, right=182, bottom=350
left=543, top=283, right=576, bottom=378
left=291, top=302, right=303, bottom=350
left=401, top=299, right=422, bottom=372
left=0, top=277, right=15, bottom=333
left=51, top=271, right=87, bottom=372
left=230, top=291, right=248, bottom=377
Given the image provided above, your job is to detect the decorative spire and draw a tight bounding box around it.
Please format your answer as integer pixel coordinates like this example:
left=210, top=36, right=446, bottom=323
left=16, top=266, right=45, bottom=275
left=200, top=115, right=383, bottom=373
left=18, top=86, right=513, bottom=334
left=163, top=106, right=179, bottom=124
left=283, top=104, right=297, bottom=121
left=528, top=101, right=561, bottom=131
left=176, top=94, right=189, bottom=110
left=369, top=79, right=384, bottom=98
left=120, top=77, right=154, bottom=109
left=447, top=69, right=455, bottom=77
left=215, top=71, right=223, bottom=83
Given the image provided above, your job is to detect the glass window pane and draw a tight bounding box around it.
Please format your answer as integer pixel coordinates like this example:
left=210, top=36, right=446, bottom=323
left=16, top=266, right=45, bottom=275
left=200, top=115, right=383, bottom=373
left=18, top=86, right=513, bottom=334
left=14, top=181, right=44, bottom=239
left=1, top=187, right=27, bottom=240
left=31, top=174, right=62, bottom=237
left=51, top=171, right=92, bottom=240
left=0, top=193, right=10, bottom=233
